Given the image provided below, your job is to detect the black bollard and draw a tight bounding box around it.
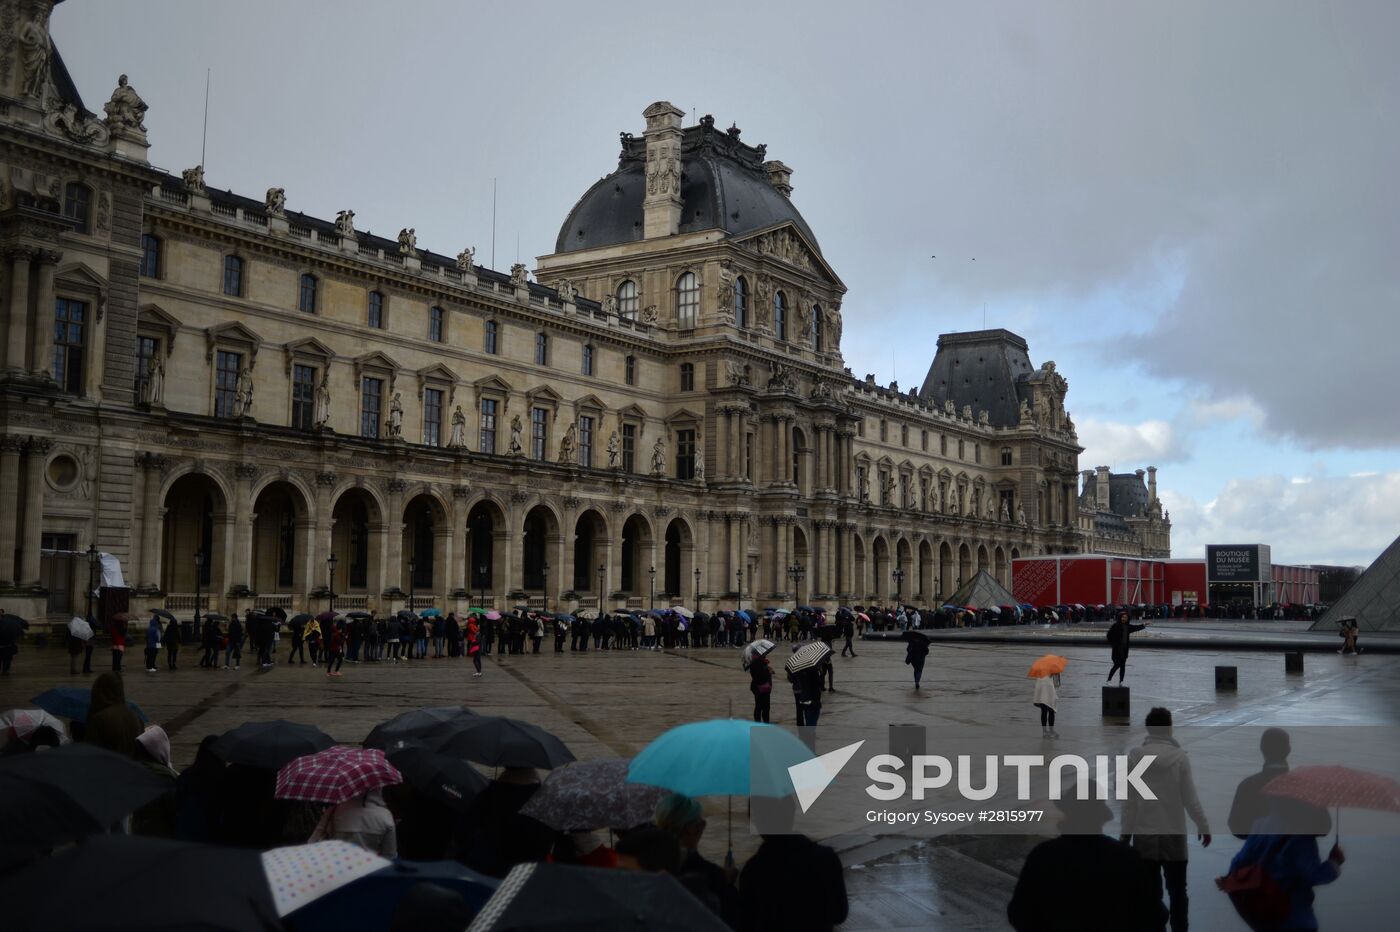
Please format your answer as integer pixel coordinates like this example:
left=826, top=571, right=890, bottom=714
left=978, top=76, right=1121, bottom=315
left=889, top=724, right=926, bottom=769
left=1215, top=665, right=1238, bottom=690
left=1102, top=686, right=1131, bottom=719
left=1285, top=651, right=1304, bottom=674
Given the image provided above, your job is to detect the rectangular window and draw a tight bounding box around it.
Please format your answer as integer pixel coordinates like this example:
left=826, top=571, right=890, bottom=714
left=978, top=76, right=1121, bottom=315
left=134, top=335, right=158, bottom=401
left=298, top=274, right=317, bottom=313
left=857, top=465, right=868, bottom=498
left=940, top=434, right=948, bottom=455
left=223, top=255, right=243, bottom=297
left=857, top=421, right=865, bottom=438
left=582, top=344, right=594, bottom=376
left=677, top=429, right=695, bottom=480
left=535, top=333, right=548, bottom=366
left=921, top=430, right=929, bottom=452
left=745, top=432, right=754, bottom=479
left=958, top=439, right=965, bottom=460
left=368, top=291, right=383, bottom=329
left=679, top=362, right=694, bottom=392
left=360, top=377, right=383, bottom=438
left=291, top=364, right=316, bottom=431
left=484, top=319, right=498, bottom=355
left=901, top=425, right=909, bottom=446
left=479, top=398, right=498, bottom=454
left=622, top=424, right=637, bottom=473
left=578, top=415, right=594, bottom=468
left=625, top=355, right=636, bottom=385
left=429, top=306, right=444, bottom=343
left=53, top=298, right=86, bottom=394
left=1001, top=448, right=1013, bottom=466
left=974, top=443, right=981, bottom=464
left=880, top=420, right=888, bottom=442
left=140, top=234, right=160, bottom=278
left=64, top=183, right=92, bottom=232
left=422, top=388, right=443, bottom=446
left=214, top=350, right=242, bottom=418
left=530, top=407, right=548, bottom=461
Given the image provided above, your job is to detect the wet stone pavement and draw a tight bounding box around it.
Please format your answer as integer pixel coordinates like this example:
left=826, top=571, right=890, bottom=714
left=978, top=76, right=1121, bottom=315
left=2, top=621, right=1398, bottom=931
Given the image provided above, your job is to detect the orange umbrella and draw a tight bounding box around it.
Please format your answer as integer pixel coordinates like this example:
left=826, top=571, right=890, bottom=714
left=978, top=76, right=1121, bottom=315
left=1028, top=655, right=1068, bottom=678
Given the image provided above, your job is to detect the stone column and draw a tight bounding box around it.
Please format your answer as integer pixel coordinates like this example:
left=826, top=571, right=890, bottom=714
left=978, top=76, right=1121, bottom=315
left=229, top=465, right=257, bottom=591
left=774, top=518, right=789, bottom=595
left=843, top=525, right=856, bottom=598
left=137, top=454, right=167, bottom=589
left=449, top=487, right=469, bottom=594
left=385, top=479, right=406, bottom=594
left=311, top=472, right=336, bottom=596
left=18, top=438, right=50, bottom=586
left=29, top=251, right=59, bottom=381
left=0, top=437, right=24, bottom=586
left=5, top=249, right=32, bottom=373
left=726, top=408, right=739, bottom=477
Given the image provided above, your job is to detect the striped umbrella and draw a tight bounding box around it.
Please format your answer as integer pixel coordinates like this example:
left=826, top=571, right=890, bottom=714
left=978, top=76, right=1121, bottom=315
left=275, top=746, right=402, bottom=805
left=783, top=640, right=832, bottom=674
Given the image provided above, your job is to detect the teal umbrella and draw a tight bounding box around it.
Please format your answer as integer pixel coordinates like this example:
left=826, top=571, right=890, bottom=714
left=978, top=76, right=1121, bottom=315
left=626, top=719, right=811, bottom=798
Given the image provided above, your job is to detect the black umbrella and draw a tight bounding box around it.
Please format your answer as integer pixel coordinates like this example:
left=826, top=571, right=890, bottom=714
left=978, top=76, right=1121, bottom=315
left=397, top=609, right=418, bottom=621
left=386, top=745, right=490, bottom=812
left=0, top=614, right=28, bottom=640
left=363, top=705, right=478, bottom=752
left=267, top=606, right=288, bottom=621
left=150, top=607, right=177, bottom=622
left=0, top=834, right=280, bottom=931
left=0, top=744, right=171, bottom=864
left=469, top=862, right=728, bottom=932
left=345, top=611, right=373, bottom=620
left=210, top=720, right=335, bottom=769
left=203, top=612, right=228, bottom=623
left=431, top=715, right=575, bottom=770
left=289, top=612, right=313, bottom=625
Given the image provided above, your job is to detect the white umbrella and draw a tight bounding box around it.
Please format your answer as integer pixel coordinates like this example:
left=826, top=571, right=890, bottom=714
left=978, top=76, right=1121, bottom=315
left=741, top=639, right=776, bottom=669
left=784, top=641, right=832, bottom=674
left=672, top=606, right=694, bottom=619
left=67, top=616, right=93, bottom=640
left=260, top=841, right=389, bottom=917
left=0, top=708, right=71, bottom=747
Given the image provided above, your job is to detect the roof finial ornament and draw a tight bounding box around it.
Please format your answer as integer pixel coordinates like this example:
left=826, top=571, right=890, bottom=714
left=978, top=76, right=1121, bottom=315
left=727, top=122, right=741, bottom=139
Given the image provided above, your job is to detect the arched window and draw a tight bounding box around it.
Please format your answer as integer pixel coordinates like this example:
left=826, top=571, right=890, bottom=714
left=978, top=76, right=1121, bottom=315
left=675, top=271, right=699, bottom=329
left=222, top=255, right=244, bottom=297
left=298, top=273, right=317, bottom=313
left=734, top=276, right=749, bottom=329
left=811, top=305, right=823, bottom=351
left=617, top=280, right=639, bottom=320
left=64, top=183, right=92, bottom=233
left=774, top=290, right=787, bottom=341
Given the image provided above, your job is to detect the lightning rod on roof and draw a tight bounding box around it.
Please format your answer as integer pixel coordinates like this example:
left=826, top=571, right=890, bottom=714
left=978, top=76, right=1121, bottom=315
left=200, top=69, right=210, bottom=170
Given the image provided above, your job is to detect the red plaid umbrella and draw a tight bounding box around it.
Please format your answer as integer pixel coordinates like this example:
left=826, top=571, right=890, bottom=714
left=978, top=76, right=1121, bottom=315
left=275, top=746, right=402, bottom=805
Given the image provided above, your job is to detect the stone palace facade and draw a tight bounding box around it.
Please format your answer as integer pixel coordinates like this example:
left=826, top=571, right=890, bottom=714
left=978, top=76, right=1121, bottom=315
left=1, top=2, right=1158, bottom=623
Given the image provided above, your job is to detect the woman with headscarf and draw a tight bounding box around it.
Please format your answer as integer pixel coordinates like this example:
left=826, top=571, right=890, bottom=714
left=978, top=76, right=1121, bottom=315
left=132, top=725, right=180, bottom=836
left=82, top=672, right=143, bottom=757
left=655, top=792, right=740, bottom=928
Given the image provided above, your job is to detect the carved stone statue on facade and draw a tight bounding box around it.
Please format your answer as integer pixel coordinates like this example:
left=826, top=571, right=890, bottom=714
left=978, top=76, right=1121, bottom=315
left=717, top=260, right=735, bottom=321
left=1018, top=503, right=1028, bottom=526
left=181, top=165, right=206, bottom=192
left=768, top=363, right=795, bottom=391
left=1019, top=398, right=1032, bottom=424
left=558, top=423, right=577, bottom=464
left=986, top=496, right=996, bottom=520
left=693, top=449, right=705, bottom=482
left=557, top=279, right=578, bottom=302
left=448, top=405, right=467, bottom=448
left=386, top=393, right=404, bottom=438
left=606, top=431, right=620, bottom=468
left=510, top=263, right=529, bottom=287
left=1063, top=412, right=1076, bottom=435
left=45, top=101, right=109, bottom=146
left=233, top=367, right=254, bottom=418
left=978, top=410, right=990, bottom=426
left=19, top=14, right=52, bottom=100
left=927, top=485, right=940, bottom=513
left=828, top=308, right=842, bottom=349
left=335, top=210, right=356, bottom=236
left=265, top=187, right=286, bottom=215
left=1001, top=499, right=1011, bottom=522
left=725, top=361, right=749, bottom=387
left=650, top=437, right=666, bottom=476
left=456, top=246, right=476, bottom=272
left=102, top=74, right=148, bottom=135
left=961, top=405, right=973, bottom=421
left=858, top=470, right=870, bottom=502
left=640, top=304, right=658, bottom=324
left=944, top=399, right=956, bottom=416
left=314, top=371, right=332, bottom=428
left=509, top=415, right=524, bottom=455
left=880, top=473, right=896, bottom=506
left=948, top=488, right=960, bottom=515
left=602, top=294, right=618, bottom=316
left=143, top=354, right=164, bottom=407
left=397, top=228, right=417, bottom=256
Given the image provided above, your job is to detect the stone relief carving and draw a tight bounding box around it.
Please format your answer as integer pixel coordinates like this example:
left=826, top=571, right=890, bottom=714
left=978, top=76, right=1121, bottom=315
left=752, top=229, right=813, bottom=271
left=181, top=165, right=205, bottom=192
left=456, top=246, right=476, bottom=272
left=557, top=279, right=577, bottom=302
left=510, top=263, right=528, bottom=287
left=640, top=304, right=658, bottom=325
left=44, top=101, right=109, bottom=146
left=264, top=187, right=286, bottom=216
left=397, top=228, right=417, bottom=256
left=335, top=210, right=356, bottom=237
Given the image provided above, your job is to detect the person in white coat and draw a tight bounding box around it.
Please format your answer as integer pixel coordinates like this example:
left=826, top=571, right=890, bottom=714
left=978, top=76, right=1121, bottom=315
left=313, top=787, right=398, bottom=858
left=1121, top=707, right=1211, bottom=932
left=1033, top=672, right=1059, bottom=738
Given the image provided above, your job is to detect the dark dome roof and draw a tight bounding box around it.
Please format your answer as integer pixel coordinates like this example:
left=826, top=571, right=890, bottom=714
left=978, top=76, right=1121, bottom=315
left=919, top=329, right=1037, bottom=428
left=555, top=120, right=821, bottom=255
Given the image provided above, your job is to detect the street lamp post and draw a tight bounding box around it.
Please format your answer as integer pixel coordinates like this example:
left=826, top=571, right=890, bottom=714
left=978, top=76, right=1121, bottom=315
left=694, top=567, right=701, bottom=612
left=787, top=562, right=805, bottom=605
left=893, top=566, right=906, bottom=604
left=648, top=565, right=656, bottom=612
left=735, top=567, right=743, bottom=614
left=477, top=563, right=487, bottom=610
left=85, top=543, right=99, bottom=624
left=327, top=552, right=338, bottom=612
left=597, top=563, right=605, bottom=613
left=542, top=561, right=550, bottom=613
left=193, top=550, right=205, bottom=641
left=408, top=557, right=416, bottom=609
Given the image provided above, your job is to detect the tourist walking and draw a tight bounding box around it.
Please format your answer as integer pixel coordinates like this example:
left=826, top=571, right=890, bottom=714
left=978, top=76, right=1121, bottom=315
left=904, top=632, right=930, bottom=689
left=841, top=615, right=857, bottom=657
left=223, top=614, right=244, bottom=670
left=324, top=622, right=345, bottom=676
left=305, top=617, right=323, bottom=665
left=1034, top=672, right=1059, bottom=738
left=287, top=614, right=306, bottom=664
left=467, top=618, right=483, bottom=677
left=1223, top=800, right=1342, bottom=932
left=1122, top=707, right=1211, bottom=932
left=1106, top=611, right=1149, bottom=684
left=199, top=619, right=219, bottom=668
left=145, top=612, right=162, bottom=673
left=749, top=653, right=773, bottom=723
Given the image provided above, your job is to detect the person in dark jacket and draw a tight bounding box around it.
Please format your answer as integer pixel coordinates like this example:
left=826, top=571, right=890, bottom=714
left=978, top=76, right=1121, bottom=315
left=144, top=614, right=162, bottom=673
left=175, top=735, right=225, bottom=842
left=223, top=615, right=244, bottom=670
left=655, top=793, right=740, bottom=929
left=904, top=631, right=930, bottom=689
left=1229, top=727, right=1292, bottom=839
left=1225, top=800, right=1342, bottom=932
left=1008, top=785, right=1166, bottom=932
left=788, top=664, right=824, bottom=728
left=452, top=768, right=553, bottom=877
left=740, top=795, right=846, bottom=932
left=1106, top=611, right=1149, bottom=684
left=82, top=672, right=143, bottom=757
left=287, top=615, right=306, bottom=664
left=162, top=616, right=180, bottom=670
left=748, top=654, right=773, bottom=723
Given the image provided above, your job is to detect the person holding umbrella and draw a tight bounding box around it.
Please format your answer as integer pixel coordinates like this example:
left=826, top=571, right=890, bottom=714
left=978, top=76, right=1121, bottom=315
left=144, top=611, right=163, bottom=674
left=305, top=615, right=324, bottom=665
left=749, top=649, right=774, bottom=723
left=467, top=616, right=483, bottom=677
left=287, top=613, right=307, bottom=664
left=1029, top=655, right=1067, bottom=738
left=161, top=612, right=180, bottom=670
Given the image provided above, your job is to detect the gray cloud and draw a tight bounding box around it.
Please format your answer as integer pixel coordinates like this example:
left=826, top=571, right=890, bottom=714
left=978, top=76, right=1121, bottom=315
left=53, top=1, right=1398, bottom=448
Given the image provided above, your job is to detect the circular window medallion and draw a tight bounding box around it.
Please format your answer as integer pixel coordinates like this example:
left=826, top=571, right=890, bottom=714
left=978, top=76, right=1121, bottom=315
left=47, top=453, right=80, bottom=491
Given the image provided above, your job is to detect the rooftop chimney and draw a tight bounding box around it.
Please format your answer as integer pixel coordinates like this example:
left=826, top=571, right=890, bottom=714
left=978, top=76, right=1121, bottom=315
left=764, top=160, right=793, bottom=197
left=1147, top=465, right=1158, bottom=502
left=1095, top=465, right=1111, bottom=512
left=642, top=101, right=685, bottom=239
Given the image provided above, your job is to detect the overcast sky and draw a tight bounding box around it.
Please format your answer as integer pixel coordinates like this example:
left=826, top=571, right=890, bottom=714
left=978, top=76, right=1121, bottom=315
left=55, top=0, right=1399, bottom=567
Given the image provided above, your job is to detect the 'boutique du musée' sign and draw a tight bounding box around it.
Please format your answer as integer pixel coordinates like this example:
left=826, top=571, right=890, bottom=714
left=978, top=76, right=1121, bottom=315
left=1207, top=544, right=1267, bottom=582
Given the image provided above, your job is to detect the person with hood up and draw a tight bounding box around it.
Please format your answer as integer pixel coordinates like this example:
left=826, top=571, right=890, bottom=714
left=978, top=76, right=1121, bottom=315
left=313, top=787, right=397, bottom=857
left=82, top=672, right=143, bottom=757
left=144, top=613, right=163, bottom=673
left=748, top=652, right=773, bottom=723
left=1222, top=797, right=1343, bottom=932
left=132, top=724, right=180, bottom=836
